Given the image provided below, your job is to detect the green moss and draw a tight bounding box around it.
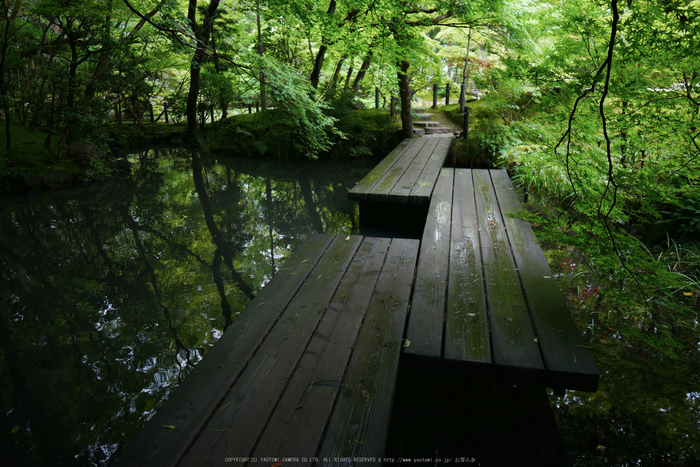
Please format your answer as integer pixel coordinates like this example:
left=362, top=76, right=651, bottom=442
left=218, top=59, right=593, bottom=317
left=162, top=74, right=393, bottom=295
left=0, top=123, right=59, bottom=176
left=0, top=122, right=111, bottom=187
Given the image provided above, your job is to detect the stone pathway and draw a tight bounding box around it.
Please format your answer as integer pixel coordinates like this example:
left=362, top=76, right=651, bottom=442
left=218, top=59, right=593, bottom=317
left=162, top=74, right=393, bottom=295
left=413, top=109, right=458, bottom=138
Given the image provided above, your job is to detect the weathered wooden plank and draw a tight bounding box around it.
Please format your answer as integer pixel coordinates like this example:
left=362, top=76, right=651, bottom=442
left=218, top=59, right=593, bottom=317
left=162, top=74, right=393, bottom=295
left=112, top=234, right=335, bottom=467
left=409, top=137, right=452, bottom=204
left=318, top=238, right=419, bottom=461
left=387, top=138, right=440, bottom=204
left=178, top=235, right=363, bottom=467
left=250, top=237, right=391, bottom=461
left=490, top=170, right=599, bottom=391
left=404, top=168, right=453, bottom=360
left=473, top=169, right=544, bottom=371
left=445, top=169, right=490, bottom=364
left=348, top=139, right=413, bottom=201
left=366, top=138, right=429, bottom=203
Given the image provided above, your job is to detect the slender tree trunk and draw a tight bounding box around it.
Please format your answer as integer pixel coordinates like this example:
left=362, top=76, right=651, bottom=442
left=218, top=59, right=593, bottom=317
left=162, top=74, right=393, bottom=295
left=462, top=26, right=472, bottom=88
left=326, top=56, right=345, bottom=99
left=186, top=0, right=221, bottom=136
left=309, top=45, right=327, bottom=89
left=308, top=0, right=337, bottom=89
left=397, top=60, right=414, bottom=138
left=352, top=51, right=373, bottom=92
left=343, top=63, right=354, bottom=91
left=257, top=11, right=266, bottom=111
left=1, top=0, right=19, bottom=148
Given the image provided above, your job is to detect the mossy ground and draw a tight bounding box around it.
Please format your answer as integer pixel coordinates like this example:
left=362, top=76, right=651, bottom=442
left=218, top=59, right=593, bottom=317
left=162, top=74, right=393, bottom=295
left=201, top=108, right=402, bottom=160
left=0, top=122, right=65, bottom=176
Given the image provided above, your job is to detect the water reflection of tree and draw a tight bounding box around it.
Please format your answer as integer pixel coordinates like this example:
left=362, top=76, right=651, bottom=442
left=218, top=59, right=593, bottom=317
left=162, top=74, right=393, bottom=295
left=0, top=149, right=362, bottom=466
left=191, top=153, right=254, bottom=329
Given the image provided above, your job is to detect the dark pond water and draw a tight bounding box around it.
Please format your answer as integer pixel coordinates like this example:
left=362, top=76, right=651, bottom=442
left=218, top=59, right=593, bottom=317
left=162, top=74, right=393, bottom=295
left=2, top=149, right=699, bottom=466
left=0, top=148, right=372, bottom=466
left=545, top=246, right=700, bottom=466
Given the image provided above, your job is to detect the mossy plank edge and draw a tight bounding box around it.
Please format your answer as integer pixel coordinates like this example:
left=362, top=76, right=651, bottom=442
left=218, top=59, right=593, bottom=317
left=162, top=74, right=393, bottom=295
left=490, top=170, right=599, bottom=391
left=409, top=137, right=452, bottom=204
left=473, top=169, right=544, bottom=371
left=367, top=138, right=430, bottom=202
left=348, top=138, right=414, bottom=200
left=387, top=137, right=440, bottom=204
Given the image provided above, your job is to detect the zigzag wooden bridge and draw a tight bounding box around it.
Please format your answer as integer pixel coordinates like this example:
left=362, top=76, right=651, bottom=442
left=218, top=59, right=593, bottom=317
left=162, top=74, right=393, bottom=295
left=115, top=136, right=598, bottom=466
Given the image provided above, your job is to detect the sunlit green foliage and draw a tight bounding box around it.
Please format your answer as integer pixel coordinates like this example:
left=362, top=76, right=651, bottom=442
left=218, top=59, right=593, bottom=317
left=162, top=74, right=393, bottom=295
left=493, top=0, right=700, bottom=358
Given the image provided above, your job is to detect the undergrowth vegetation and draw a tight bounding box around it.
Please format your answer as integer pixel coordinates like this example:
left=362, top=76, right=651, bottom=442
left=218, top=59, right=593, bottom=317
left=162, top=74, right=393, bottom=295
left=467, top=83, right=700, bottom=356
left=200, top=94, right=401, bottom=160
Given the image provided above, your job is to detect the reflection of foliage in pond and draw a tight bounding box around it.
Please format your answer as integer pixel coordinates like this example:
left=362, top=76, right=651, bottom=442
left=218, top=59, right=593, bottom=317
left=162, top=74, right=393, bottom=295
left=543, top=246, right=700, bottom=465
left=0, top=148, right=365, bottom=466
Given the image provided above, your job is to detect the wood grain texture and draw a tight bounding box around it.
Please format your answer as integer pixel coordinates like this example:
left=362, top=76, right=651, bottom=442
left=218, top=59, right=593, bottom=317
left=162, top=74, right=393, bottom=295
left=404, top=168, right=453, bottom=359
left=490, top=170, right=598, bottom=391
left=112, top=234, right=335, bottom=467
left=348, top=139, right=413, bottom=201
left=318, top=238, right=419, bottom=462
left=387, top=137, right=440, bottom=204
left=366, top=138, right=429, bottom=203
left=445, top=169, right=490, bottom=364
left=410, top=137, right=452, bottom=204
left=472, top=169, right=543, bottom=371
left=251, top=237, right=391, bottom=461
left=178, top=235, right=363, bottom=467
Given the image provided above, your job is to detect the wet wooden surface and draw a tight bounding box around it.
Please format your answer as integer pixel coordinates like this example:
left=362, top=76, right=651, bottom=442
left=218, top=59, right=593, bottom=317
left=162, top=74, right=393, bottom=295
left=348, top=137, right=451, bottom=205
left=403, top=168, right=599, bottom=391
left=115, top=235, right=419, bottom=467
left=119, top=161, right=598, bottom=467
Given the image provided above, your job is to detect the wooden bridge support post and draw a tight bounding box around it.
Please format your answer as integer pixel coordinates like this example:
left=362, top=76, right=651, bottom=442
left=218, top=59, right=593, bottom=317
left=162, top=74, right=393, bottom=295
left=460, top=84, right=466, bottom=113
left=432, top=84, right=438, bottom=109
left=164, top=103, right=169, bottom=124
left=463, top=106, right=470, bottom=141
left=445, top=83, right=450, bottom=106
left=376, top=87, right=380, bottom=110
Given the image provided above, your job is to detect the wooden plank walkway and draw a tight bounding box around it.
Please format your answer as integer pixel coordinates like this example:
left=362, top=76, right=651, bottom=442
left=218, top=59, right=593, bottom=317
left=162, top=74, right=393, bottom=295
left=348, top=137, right=451, bottom=205
left=117, top=138, right=598, bottom=466
left=350, top=136, right=451, bottom=234
left=404, top=168, right=599, bottom=391
left=115, top=235, right=419, bottom=466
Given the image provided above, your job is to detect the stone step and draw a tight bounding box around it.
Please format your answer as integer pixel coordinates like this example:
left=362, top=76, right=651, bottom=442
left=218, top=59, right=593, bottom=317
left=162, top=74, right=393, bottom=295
left=413, top=121, right=441, bottom=128
left=413, top=128, right=426, bottom=136
left=425, top=126, right=454, bottom=135
left=414, top=112, right=434, bottom=120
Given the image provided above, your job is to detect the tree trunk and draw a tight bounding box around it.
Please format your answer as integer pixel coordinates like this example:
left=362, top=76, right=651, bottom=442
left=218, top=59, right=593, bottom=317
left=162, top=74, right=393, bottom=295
left=310, top=45, right=327, bottom=89
left=186, top=0, right=221, bottom=136
left=308, top=1, right=336, bottom=89
left=397, top=60, right=414, bottom=138
left=257, top=11, right=266, bottom=111
left=325, top=56, right=345, bottom=99
left=462, top=26, right=472, bottom=88
left=343, top=63, right=354, bottom=91
left=352, top=51, right=373, bottom=92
